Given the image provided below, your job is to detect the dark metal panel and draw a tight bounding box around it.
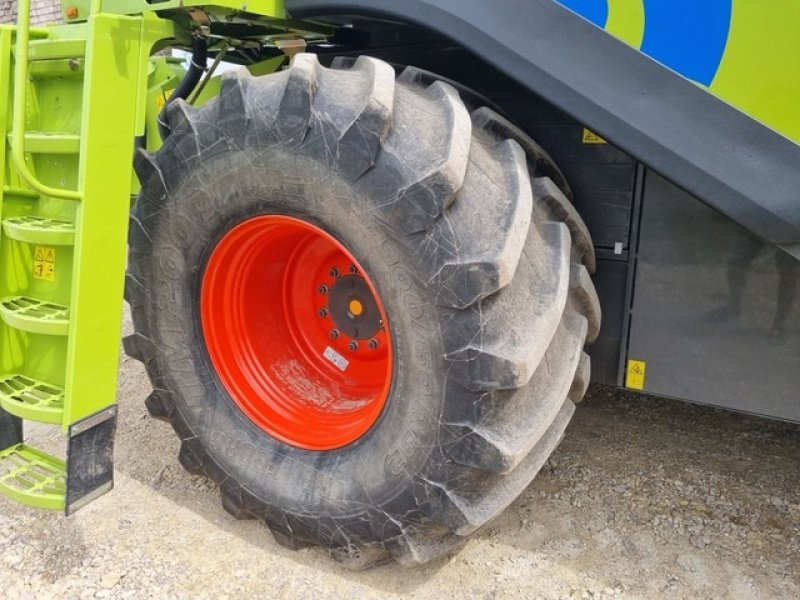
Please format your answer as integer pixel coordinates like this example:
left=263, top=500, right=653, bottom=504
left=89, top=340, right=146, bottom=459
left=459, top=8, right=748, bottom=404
left=288, top=0, right=800, bottom=247
left=588, top=257, right=628, bottom=385
left=627, top=172, right=800, bottom=421
left=530, top=127, right=635, bottom=250
left=0, top=408, right=22, bottom=449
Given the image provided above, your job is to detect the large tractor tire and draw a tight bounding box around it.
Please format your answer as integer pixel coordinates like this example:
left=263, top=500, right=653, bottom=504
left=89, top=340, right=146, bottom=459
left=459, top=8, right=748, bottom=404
left=124, top=54, right=600, bottom=568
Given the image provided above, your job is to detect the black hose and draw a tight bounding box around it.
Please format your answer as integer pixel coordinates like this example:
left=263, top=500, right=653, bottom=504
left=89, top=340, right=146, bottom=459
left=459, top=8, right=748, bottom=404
left=157, top=36, right=208, bottom=141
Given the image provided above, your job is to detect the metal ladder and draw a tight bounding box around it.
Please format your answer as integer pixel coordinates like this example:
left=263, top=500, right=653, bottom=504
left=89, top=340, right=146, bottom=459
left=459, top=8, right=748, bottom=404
left=0, top=0, right=151, bottom=513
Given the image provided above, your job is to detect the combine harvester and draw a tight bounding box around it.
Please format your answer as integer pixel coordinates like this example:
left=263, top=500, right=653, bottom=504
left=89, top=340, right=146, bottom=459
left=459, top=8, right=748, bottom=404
left=0, top=0, right=796, bottom=567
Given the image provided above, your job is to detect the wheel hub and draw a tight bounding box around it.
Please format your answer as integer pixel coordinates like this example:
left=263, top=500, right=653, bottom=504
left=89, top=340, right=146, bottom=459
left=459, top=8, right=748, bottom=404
left=326, top=274, right=382, bottom=340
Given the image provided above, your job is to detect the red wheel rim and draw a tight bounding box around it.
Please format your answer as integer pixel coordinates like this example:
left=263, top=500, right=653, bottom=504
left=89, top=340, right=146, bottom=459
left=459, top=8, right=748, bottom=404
left=201, top=216, right=393, bottom=450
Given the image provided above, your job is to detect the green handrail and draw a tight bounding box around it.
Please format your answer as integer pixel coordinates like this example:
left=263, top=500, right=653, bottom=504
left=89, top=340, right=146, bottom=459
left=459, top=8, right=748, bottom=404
left=10, top=0, right=83, bottom=201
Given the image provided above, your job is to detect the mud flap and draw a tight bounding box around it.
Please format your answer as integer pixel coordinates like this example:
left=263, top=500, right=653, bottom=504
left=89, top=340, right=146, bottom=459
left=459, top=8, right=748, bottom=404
left=66, top=405, right=117, bottom=515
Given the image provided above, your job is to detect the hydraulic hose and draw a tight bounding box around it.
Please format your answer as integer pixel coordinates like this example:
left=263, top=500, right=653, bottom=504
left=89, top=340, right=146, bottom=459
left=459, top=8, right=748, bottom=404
left=157, top=36, right=208, bottom=140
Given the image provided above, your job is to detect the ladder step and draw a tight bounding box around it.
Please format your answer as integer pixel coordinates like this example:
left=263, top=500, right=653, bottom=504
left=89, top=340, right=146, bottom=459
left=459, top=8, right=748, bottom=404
left=0, top=374, right=64, bottom=425
left=3, top=216, right=75, bottom=246
left=0, top=443, right=65, bottom=510
left=11, top=132, right=81, bottom=155
left=29, top=58, right=84, bottom=79
left=3, top=186, right=39, bottom=200
left=0, top=297, right=70, bottom=336
left=27, top=39, right=85, bottom=61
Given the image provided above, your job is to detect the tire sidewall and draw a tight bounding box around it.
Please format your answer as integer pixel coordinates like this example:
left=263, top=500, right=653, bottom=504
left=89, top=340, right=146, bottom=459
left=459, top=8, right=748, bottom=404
left=138, top=146, right=447, bottom=520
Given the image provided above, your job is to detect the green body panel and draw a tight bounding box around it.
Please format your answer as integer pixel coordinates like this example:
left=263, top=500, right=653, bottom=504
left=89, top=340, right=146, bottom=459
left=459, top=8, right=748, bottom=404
left=68, top=0, right=286, bottom=22
left=62, top=13, right=157, bottom=428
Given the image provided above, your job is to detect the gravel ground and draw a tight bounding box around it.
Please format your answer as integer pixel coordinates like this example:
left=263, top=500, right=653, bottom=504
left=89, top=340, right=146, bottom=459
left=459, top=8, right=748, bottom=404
left=1, top=312, right=798, bottom=599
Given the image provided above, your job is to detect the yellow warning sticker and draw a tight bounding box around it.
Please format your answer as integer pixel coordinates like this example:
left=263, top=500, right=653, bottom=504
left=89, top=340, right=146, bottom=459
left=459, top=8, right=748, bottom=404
left=155, top=89, right=174, bottom=110
left=33, top=246, right=56, bottom=282
left=626, top=359, right=646, bottom=391
left=582, top=128, right=607, bottom=144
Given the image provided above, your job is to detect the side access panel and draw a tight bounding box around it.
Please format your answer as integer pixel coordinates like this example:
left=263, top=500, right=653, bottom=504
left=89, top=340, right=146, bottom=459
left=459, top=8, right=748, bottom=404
left=626, top=173, right=800, bottom=422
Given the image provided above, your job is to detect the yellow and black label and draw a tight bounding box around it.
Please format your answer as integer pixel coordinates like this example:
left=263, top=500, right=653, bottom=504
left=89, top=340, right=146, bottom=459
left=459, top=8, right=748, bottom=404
left=155, top=89, right=174, bottom=110
left=33, top=246, right=56, bottom=282
left=626, top=359, right=646, bottom=390
left=582, top=128, right=607, bottom=144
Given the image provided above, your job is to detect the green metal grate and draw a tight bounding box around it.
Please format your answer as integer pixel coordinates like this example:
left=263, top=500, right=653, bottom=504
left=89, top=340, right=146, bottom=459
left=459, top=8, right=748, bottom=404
left=0, top=296, right=70, bottom=336
left=0, top=444, right=65, bottom=510
left=3, top=216, right=75, bottom=245
left=0, top=374, right=64, bottom=425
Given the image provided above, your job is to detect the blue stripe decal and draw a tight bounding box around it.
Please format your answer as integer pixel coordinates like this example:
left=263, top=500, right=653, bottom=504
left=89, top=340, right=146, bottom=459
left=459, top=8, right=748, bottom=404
left=556, top=0, right=609, bottom=28
left=640, top=0, right=732, bottom=86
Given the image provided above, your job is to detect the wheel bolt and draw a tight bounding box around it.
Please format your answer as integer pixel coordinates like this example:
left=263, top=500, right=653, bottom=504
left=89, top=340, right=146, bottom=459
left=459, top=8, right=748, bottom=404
left=318, top=308, right=328, bottom=318
left=368, top=338, right=379, bottom=350
left=318, top=284, right=328, bottom=295
left=348, top=341, right=359, bottom=352
left=349, top=265, right=358, bottom=275
left=329, top=267, right=340, bottom=279
left=329, top=329, right=339, bottom=340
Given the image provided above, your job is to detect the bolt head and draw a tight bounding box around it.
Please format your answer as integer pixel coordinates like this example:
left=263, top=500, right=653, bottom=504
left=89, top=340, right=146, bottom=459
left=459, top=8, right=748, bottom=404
left=349, top=265, right=358, bottom=274
left=318, top=284, right=328, bottom=295
left=348, top=341, right=359, bottom=352
left=318, top=308, right=328, bottom=318
left=329, top=267, right=340, bottom=279
left=329, top=329, right=339, bottom=340
left=368, top=338, right=379, bottom=350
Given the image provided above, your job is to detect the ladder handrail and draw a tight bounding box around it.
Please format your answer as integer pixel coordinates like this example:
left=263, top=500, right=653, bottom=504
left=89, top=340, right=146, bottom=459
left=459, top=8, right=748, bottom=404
left=10, top=0, right=82, bottom=201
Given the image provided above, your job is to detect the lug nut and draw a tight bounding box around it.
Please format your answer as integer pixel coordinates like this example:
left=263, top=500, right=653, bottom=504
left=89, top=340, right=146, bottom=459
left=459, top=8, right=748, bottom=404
left=368, top=338, right=379, bottom=350
left=329, top=329, right=340, bottom=340
left=318, top=308, right=328, bottom=318
left=348, top=341, right=359, bottom=352
left=349, top=265, right=358, bottom=274
left=318, top=284, right=328, bottom=295
left=329, top=267, right=340, bottom=279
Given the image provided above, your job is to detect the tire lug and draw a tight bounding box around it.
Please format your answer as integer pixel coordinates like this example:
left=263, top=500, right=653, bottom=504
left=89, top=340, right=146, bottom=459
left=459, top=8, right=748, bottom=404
left=348, top=341, right=359, bottom=352
left=368, top=338, right=379, bottom=350
left=318, top=308, right=328, bottom=318
left=318, top=284, right=328, bottom=295
left=329, top=329, right=340, bottom=340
